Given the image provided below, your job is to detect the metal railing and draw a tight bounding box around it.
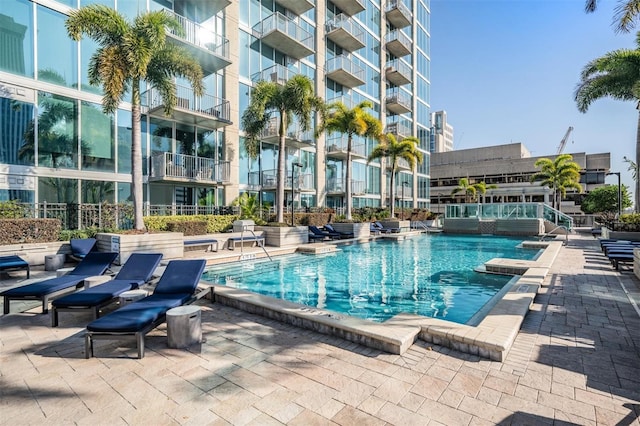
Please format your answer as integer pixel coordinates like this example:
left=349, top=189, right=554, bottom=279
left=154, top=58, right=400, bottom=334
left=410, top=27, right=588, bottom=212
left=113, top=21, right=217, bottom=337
left=164, top=9, right=229, bottom=61
left=150, top=152, right=230, bottom=182
left=252, top=12, right=314, bottom=52
left=445, top=203, right=574, bottom=229
left=142, top=84, right=231, bottom=122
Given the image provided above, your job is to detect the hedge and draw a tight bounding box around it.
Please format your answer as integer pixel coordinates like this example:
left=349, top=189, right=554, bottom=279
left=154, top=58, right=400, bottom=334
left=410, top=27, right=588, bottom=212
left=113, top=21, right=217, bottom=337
left=0, top=219, right=62, bottom=244
left=144, top=215, right=238, bottom=234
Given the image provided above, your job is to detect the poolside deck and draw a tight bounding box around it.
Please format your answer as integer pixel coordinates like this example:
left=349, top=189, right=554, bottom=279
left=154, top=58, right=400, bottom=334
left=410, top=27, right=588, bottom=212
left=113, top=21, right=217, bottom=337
left=1, top=233, right=639, bottom=424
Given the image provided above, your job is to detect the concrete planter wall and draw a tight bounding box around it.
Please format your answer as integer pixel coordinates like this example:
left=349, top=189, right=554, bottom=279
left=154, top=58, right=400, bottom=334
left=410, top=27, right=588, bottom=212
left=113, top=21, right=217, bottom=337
left=381, top=220, right=410, bottom=232
left=256, top=226, right=308, bottom=246
left=96, top=232, right=184, bottom=265
left=0, top=241, right=68, bottom=266
left=601, top=227, right=640, bottom=241
left=331, top=222, right=370, bottom=238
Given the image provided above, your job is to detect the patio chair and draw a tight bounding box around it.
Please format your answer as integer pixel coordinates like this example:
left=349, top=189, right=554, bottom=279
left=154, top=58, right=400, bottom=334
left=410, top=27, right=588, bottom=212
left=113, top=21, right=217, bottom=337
left=0, top=255, right=30, bottom=278
left=51, top=253, right=163, bottom=327
left=1, top=251, right=118, bottom=314
left=324, top=224, right=354, bottom=239
left=70, top=238, right=97, bottom=261
left=309, top=225, right=340, bottom=240
left=369, top=223, right=381, bottom=236
left=374, top=221, right=401, bottom=234
left=85, top=259, right=206, bottom=359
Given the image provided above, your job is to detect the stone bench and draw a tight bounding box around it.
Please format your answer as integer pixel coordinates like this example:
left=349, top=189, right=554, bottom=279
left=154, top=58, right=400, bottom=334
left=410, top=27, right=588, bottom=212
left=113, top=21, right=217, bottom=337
left=184, top=239, right=218, bottom=252
left=227, top=236, right=265, bottom=250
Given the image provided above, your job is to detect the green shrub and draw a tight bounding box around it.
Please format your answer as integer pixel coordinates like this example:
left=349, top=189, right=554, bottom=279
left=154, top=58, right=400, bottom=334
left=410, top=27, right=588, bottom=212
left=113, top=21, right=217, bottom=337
left=0, top=219, right=61, bottom=244
left=144, top=214, right=239, bottom=233
left=166, top=220, right=208, bottom=236
left=0, top=200, right=30, bottom=219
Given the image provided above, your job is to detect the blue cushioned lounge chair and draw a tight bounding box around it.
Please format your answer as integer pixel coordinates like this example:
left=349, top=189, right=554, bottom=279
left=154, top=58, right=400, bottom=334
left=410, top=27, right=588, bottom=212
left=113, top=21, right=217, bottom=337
left=374, top=221, right=401, bottom=234
left=70, top=238, right=97, bottom=261
left=309, top=225, right=340, bottom=240
left=1, top=252, right=118, bottom=315
left=85, top=259, right=206, bottom=359
left=0, top=255, right=30, bottom=278
left=51, top=253, right=163, bottom=327
left=323, top=224, right=354, bottom=239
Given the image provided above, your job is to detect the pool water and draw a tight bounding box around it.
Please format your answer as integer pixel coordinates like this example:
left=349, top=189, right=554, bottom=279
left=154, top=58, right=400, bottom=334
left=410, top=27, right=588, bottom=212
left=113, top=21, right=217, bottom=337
left=201, top=234, right=539, bottom=324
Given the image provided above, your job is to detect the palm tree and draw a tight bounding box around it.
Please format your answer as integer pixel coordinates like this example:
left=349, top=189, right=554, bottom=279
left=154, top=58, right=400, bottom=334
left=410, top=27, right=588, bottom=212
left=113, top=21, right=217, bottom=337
left=66, top=5, right=204, bottom=230
left=316, top=101, right=382, bottom=220
left=241, top=74, right=323, bottom=223
left=575, top=32, right=640, bottom=211
left=451, top=179, right=497, bottom=203
left=584, top=0, right=640, bottom=33
left=367, top=133, right=423, bottom=218
left=530, top=154, right=583, bottom=210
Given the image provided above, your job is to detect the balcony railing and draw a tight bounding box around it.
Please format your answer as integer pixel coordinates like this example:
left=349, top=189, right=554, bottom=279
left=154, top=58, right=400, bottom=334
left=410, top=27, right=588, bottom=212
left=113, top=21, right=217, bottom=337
left=164, top=9, right=230, bottom=74
left=261, top=169, right=315, bottom=191
left=445, top=203, right=574, bottom=229
left=385, top=0, right=412, bottom=29
left=260, top=117, right=315, bottom=147
left=142, top=85, right=231, bottom=129
left=395, top=184, right=413, bottom=198
left=326, top=14, right=366, bottom=52
left=387, top=121, right=412, bottom=139
left=326, top=136, right=366, bottom=159
left=331, top=0, right=365, bottom=16
left=251, top=64, right=295, bottom=85
left=150, top=152, right=230, bottom=183
left=326, top=178, right=366, bottom=195
left=385, top=29, right=412, bottom=57
left=385, top=58, right=412, bottom=86
left=385, top=89, right=412, bottom=114
left=253, top=12, right=314, bottom=59
left=325, top=55, right=365, bottom=88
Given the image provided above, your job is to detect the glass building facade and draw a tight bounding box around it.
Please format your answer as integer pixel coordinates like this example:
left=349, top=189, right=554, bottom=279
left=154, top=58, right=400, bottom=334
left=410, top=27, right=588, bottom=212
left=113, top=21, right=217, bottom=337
left=0, top=0, right=430, bottom=212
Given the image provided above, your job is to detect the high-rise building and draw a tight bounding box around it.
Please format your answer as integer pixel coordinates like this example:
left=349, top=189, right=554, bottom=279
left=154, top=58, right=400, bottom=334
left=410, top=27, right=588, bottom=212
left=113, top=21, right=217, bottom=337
left=429, top=110, right=453, bottom=153
left=0, top=0, right=430, bottom=213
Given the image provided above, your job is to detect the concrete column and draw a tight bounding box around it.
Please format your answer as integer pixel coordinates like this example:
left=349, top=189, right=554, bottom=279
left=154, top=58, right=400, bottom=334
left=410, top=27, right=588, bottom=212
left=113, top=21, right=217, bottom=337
left=224, top=2, right=241, bottom=205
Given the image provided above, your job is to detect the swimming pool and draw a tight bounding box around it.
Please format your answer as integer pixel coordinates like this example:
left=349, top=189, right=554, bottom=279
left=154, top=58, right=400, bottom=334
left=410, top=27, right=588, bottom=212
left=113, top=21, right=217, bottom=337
left=201, top=234, right=540, bottom=324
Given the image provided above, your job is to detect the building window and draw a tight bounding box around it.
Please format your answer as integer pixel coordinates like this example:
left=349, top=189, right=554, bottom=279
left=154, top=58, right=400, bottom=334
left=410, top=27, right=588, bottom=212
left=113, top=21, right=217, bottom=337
left=37, top=5, right=78, bottom=89
left=37, top=92, right=78, bottom=169
left=1, top=0, right=34, bottom=77
left=0, top=96, right=34, bottom=166
left=81, top=101, right=115, bottom=172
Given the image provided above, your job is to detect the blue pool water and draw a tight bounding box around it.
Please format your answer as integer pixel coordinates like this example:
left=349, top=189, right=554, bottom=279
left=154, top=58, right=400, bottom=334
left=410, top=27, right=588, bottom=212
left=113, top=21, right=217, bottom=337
left=201, top=234, right=539, bottom=324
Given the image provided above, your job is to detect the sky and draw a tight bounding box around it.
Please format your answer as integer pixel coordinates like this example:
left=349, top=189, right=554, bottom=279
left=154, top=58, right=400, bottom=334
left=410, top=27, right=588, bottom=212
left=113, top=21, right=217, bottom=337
left=429, top=0, right=637, bottom=199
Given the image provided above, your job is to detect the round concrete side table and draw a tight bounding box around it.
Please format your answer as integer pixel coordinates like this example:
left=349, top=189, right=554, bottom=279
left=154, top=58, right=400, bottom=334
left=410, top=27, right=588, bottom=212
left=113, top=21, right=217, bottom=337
left=166, top=305, right=201, bottom=349
left=44, top=254, right=66, bottom=271
left=118, top=289, right=147, bottom=306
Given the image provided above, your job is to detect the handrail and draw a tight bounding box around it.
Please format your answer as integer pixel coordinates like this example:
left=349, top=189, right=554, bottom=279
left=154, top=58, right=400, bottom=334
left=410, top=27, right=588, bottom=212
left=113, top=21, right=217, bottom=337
left=539, top=225, right=569, bottom=245
left=239, top=227, right=272, bottom=261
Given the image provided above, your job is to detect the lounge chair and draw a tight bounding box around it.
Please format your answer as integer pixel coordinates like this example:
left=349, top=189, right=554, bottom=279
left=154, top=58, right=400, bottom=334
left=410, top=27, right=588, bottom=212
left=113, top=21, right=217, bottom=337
left=85, top=259, right=206, bottom=359
left=51, top=253, right=163, bottom=326
left=324, top=224, right=354, bottom=239
left=70, top=238, right=97, bottom=261
left=369, top=223, right=381, bottom=236
left=1, top=252, right=118, bottom=314
left=309, top=225, right=340, bottom=240
left=0, top=255, right=30, bottom=278
left=374, top=221, right=401, bottom=233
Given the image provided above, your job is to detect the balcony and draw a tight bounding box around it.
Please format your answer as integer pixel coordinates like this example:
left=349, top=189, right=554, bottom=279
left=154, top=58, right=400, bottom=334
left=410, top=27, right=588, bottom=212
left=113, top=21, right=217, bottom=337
left=331, top=0, right=365, bottom=16
left=164, top=10, right=231, bottom=74
left=326, top=178, right=366, bottom=195
left=181, top=0, right=231, bottom=17
left=385, top=29, right=411, bottom=58
left=326, top=136, right=366, bottom=160
left=253, top=13, right=314, bottom=59
left=326, top=55, right=365, bottom=88
left=149, top=152, right=230, bottom=183
left=326, top=14, right=366, bottom=52
left=395, top=184, right=413, bottom=198
left=261, top=169, right=315, bottom=191
left=385, top=59, right=412, bottom=86
left=387, top=121, right=411, bottom=140
left=274, top=0, right=314, bottom=15
left=385, top=90, right=412, bottom=114
left=261, top=117, right=315, bottom=149
left=326, top=95, right=356, bottom=109
left=396, top=158, right=412, bottom=171
left=142, top=85, right=231, bottom=129
left=385, top=0, right=412, bottom=29
left=251, top=64, right=295, bottom=85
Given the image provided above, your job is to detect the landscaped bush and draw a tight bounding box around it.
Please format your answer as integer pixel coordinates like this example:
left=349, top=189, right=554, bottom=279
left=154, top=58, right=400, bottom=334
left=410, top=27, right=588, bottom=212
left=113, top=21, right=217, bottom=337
left=0, top=200, right=30, bottom=219
left=59, top=228, right=101, bottom=241
left=0, top=219, right=61, bottom=244
left=166, top=220, right=208, bottom=236
left=144, top=215, right=238, bottom=233
left=290, top=213, right=333, bottom=226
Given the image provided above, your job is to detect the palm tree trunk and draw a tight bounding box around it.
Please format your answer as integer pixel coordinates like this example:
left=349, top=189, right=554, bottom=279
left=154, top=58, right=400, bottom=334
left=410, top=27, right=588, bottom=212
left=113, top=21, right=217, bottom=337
left=131, top=80, right=144, bottom=230
left=276, top=112, right=286, bottom=223
left=636, top=109, right=640, bottom=212
left=389, top=165, right=396, bottom=218
left=345, top=134, right=352, bottom=220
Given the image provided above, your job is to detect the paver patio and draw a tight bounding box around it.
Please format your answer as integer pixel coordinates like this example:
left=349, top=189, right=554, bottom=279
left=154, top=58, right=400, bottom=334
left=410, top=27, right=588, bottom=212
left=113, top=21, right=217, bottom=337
left=1, top=233, right=639, bottom=425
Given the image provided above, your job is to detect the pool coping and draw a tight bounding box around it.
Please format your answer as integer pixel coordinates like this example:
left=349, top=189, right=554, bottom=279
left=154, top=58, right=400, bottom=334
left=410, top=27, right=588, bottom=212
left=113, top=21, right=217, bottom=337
left=202, top=239, right=563, bottom=361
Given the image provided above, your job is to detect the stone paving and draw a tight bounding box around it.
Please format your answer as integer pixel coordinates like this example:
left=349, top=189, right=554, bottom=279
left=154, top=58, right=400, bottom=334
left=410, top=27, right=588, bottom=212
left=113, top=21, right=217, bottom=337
left=1, top=233, right=639, bottom=425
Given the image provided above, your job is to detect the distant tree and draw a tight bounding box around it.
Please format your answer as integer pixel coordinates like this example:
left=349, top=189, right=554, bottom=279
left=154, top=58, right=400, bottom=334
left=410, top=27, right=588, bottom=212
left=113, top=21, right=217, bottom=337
left=581, top=184, right=632, bottom=214
left=530, top=154, right=583, bottom=210
left=66, top=5, right=204, bottom=230
left=367, top=134, right=423, bottom=218
left=316, top=101, right=382, bottom=220
left=450, top=179, right=497, bottom=203
left=584, top=0, right=640, bottom=33
left=575, top=33, right=640, bottom=212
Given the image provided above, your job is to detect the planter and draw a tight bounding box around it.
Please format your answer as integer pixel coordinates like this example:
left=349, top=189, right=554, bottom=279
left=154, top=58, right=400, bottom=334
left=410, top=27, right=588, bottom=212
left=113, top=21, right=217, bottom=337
left=331, top=222, right=370, bottom=238
left=0, top=241, right=68, bottom=266
left=96, top=232, right=184, bottom=265
left=380, top=220, right=410, bottom=232
left=256, top=226, right=308, bottom=247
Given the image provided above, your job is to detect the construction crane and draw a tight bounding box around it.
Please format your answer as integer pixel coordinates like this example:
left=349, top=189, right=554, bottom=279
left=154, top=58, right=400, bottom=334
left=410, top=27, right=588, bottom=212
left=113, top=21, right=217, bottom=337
left=556, top=126, right=574, bottom=154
